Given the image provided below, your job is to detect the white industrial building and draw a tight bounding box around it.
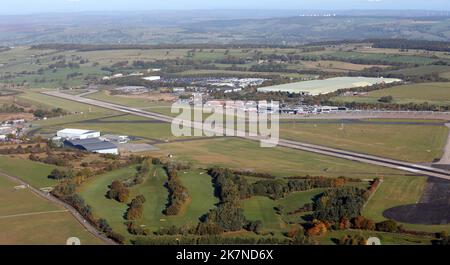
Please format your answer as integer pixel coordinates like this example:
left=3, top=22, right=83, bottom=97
left=57, top=128, right=101, bottom=140
left=142, top=76, right=161, bottom=81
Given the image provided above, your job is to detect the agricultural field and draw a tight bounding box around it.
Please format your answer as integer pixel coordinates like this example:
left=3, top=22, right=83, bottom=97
left=257, top=77, right=401, bottom=95
left=324, top=51, right=439, bottom=65
left=175, top=69, right=315, bottom=79
left=331, top=82, right=450, bottom=106
left=0, top=171, right=103, bottom=245
left=387, top=65, right=450, bottom=77
left=279, top=119, right=449, bottom=162
left=296, top=60, right=388, bottom=72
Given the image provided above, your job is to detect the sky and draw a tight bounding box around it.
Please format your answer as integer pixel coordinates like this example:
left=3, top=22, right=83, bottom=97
left=1, top=0, right=449, bottom=15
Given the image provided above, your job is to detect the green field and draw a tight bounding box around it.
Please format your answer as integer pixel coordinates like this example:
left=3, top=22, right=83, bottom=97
left=280, top=120, right=449, bottom=162
left=332, top=82, right=450, bottom=106
left=17, top=90, right=107, bottom=113
left=87, top=91, right=175, bottom=115
left=258, top=77, right=401, bottom=95
left=243, top=189, right=327, bottom=232
left=388, top=65, right=450, bottom=77
left=243, top=196, right=284, bottom=231
left=0, top=171, right=103, bottom=245
left=0, top=156, right=58, bottom=188
left=363, top=176, right=450, bottom=233
left=326, top=51, right=438, bottom=65
left=155, top=137, right=406, bottom=178
left=316, top=229, right=433, bottom=245
left=78, top=166, right=218, bottom=243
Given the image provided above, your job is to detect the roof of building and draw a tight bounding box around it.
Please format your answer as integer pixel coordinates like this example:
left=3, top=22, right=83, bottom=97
left=66, top=138, right=117, bottom=151
left=57, top=128, right=98, bottom=135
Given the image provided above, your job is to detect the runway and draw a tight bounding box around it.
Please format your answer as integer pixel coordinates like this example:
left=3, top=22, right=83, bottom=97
left=42, top=90, right=450, bottom=181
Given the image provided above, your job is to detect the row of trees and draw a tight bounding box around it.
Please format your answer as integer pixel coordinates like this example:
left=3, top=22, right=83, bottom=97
left=0, top=144, right=49, bottom=155
left=106, top=180, right=130, bottom=203
left=208, top=167, right=350, bottom=200
left=125, top=195, right=146, bottom=220
left=0, top=104, right=24, bottom=113
left=163, top=163, right=190, bottom=216
left=313, top=186, right=367, bottom=223
left=204, top=168, right=249, bottom=232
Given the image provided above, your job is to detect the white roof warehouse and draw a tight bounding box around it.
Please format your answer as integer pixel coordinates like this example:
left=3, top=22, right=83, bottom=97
left=57, top=128, right=100, bottom=140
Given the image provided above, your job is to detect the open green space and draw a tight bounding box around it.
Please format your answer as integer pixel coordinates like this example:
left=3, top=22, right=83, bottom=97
left=17, top=90, right=107, bottom=113
left=155, top=137, right=407, bottom=178
left=0, top=174, right=103, bottom=245
left=387, top=65, right=450, bottom=76
left=363, top=176, right=450, bottom=233
left=280, top=120, right=449, bottom=162
left=316, top=229, right=433, bottom=245
left=87, top=90, right=174, bottom=115
left=243, top=196, right=283, bottom=231
left=78, top=166, right=218, bottom=243
left=0, top=156, right=58, bottom=188
left=332, top=82, right=450, bottom=106
left=243, top=189, right=327, bottom=232
left=325, top=51, right=438, bottom=65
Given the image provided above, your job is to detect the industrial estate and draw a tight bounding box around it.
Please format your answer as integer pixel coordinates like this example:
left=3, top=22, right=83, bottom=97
left=0, top=8, right=450, bottom=248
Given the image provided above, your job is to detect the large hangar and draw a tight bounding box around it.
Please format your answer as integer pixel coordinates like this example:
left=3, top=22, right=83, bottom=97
left=57, top=128, right=100, bottom=140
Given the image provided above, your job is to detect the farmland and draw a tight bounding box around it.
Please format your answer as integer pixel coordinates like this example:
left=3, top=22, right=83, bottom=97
left=332, top=82, right=450, bottom=106
left=324, top=51, right=439, bottom=65
left=257, top=77, right=401, bottom=95
left=0, top=171, right=103, bottom=245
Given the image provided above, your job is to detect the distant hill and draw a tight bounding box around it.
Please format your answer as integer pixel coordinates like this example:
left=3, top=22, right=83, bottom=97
left=0, top=10, right=449, bottom=45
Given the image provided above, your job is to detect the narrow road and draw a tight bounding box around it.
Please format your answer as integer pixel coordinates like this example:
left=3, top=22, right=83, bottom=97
left=0, top=172, right=117, bottom=245
left=42, top=91, right=450, bottom=181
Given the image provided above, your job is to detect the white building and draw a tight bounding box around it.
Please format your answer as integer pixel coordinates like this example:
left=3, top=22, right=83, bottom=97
left=142, top=76, right=161, bottom=81
left=57, top=129, right=101, bottom=140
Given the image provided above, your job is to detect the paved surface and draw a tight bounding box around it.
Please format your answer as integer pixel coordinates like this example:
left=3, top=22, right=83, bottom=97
left=383, top=177, right=450, bottom=225
left=42, top=90, right=450, bottom=181
left=0, top=172, right=116, bottom=245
